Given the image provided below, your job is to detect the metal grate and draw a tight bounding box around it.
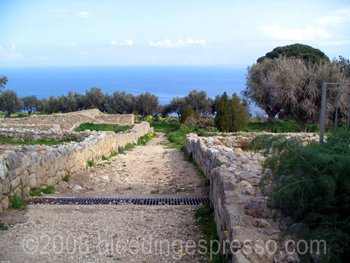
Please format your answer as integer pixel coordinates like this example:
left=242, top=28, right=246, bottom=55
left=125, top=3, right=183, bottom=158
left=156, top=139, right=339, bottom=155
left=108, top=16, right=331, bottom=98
left=30, top=197, right=210, bottom=206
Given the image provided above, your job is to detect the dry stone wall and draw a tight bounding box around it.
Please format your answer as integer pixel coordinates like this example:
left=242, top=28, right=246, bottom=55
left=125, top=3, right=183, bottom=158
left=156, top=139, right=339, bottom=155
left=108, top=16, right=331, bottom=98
left=0, top=109, right=134, bottom=131
left=0, top=122, right=153, bottom=213
left=184, top=133, right=317, bottom=263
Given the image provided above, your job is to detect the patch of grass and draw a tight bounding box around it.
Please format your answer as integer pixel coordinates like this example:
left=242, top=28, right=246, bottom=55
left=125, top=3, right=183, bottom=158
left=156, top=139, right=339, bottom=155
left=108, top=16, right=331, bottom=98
left=124, top=143, right=135, bottom=151
left=0, top=223, right=8, bottom=231
left=63, top=175, right=69, bottom=182
left=246, top=120, right=319, bottom=133
left=110, top=151, right=119, bottom=157
left=127, top=187, right=132, bottom=190
left=11, top=195, right=27, bottom=210
left=0, top=134, right=78, bottom=146
left=29, top=186, right=54, bottom=196
left=175, top=188, right=182, bottom=193
left=137, top=133, right=155, bottom=146
left=195, top=203, right=229, bottom=263
left=102, top=156, right=109, bottom=161
left=74, top=123, right=132, bottom=133
left=150, top=121, right=180, bottom=133
left=87, top=160, right=95, bottom=167
left=118, top=146, right=125, bottom=154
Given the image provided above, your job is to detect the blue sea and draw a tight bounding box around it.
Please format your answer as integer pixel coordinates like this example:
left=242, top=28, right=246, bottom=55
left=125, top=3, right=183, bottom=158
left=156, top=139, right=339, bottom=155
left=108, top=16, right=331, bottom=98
left=1, top=66, right=247, bottom=105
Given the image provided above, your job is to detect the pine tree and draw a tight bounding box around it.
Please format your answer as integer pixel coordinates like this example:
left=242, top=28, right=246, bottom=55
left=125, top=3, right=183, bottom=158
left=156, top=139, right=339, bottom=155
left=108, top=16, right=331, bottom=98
left=231, top=93, right=249, bottom=132
left=214, top=92, right=232, bottom=132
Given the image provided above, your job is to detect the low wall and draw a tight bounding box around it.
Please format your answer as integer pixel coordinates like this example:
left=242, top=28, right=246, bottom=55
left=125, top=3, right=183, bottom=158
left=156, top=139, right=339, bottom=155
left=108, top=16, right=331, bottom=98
left=0, top=109, right=134, bottom=131
left=0, top=128, right=92, bottom=141
left=0, top=122, right=153, bottom=213
left=185, top=133, right=306, bottom=263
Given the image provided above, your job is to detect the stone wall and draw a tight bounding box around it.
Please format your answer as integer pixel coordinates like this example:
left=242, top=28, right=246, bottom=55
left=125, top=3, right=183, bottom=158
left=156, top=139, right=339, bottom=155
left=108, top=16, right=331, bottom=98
left=185, top=133, right=309, bottom=263
left=0, top=109, right=134, bottom=131
left=0, top=122, right=153, bottom=213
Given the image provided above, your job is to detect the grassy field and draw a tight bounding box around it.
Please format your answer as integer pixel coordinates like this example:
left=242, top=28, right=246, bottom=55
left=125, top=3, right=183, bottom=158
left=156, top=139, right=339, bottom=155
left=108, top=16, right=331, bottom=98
left=74, top=123, right=132, bottom=133
left=0, top=134, right=78, bottom=146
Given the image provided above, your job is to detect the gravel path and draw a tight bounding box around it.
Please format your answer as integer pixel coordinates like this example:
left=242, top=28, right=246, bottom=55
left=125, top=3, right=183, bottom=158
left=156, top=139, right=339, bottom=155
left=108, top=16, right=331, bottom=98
left=0, top=133, right=210, bottom=262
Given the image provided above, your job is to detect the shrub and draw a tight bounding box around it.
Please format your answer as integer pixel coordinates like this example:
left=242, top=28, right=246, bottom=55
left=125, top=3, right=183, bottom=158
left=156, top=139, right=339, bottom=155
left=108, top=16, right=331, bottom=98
left=260, top=132, right=350, bottom=262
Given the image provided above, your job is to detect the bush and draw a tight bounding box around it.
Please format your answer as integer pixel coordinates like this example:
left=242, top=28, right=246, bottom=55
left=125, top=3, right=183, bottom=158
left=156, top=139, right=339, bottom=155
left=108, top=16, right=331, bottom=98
left=259, top=132, right=350, bottom=262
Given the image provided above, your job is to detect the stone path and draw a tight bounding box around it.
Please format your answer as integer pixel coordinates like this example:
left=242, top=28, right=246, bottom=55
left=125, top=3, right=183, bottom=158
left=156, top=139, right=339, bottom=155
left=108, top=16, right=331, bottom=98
left=0, top=133, right=210, bottom=262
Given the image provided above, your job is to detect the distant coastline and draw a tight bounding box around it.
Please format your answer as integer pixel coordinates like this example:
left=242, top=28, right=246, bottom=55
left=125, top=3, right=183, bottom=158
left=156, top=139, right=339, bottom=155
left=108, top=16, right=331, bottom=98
left=1, top=66, right=247, bottom=105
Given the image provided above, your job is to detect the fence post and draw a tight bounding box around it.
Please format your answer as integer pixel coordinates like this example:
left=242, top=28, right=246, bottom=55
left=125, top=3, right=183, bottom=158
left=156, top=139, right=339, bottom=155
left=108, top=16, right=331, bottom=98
left=319, top=83, right=327, bottom=144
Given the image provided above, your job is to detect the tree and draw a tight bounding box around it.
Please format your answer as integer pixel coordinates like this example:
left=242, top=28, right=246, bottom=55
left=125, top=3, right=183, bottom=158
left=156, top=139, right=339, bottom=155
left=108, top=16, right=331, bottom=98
left=184, top=90, right=212, bottom=115
left=111, top=91, right=135, bottom=114
left=84, top=87, right=105, bottom=110
left=181, top=105, right=195, bottom=123
left=74, top=92, right=86, bottom=111
left=243, top=58, right=285, bottom=122
left=211, top=94, right=223, bottom=115
left=214, top=92, right=232, bottom=133
left=0, top=90, right=23, bottom=117
left=268, top=56, right=348, bottom=131
left=58, top=92, right=77, bottom=113
left=230, top=93, right=249, bottom=131
left=338, top=56, right=350, bottom=79
left=134, top=92, right=159, bottom=119
left=169, top=97, right=186, bottom=120
left=0, top=75, right=8, bottom=92
left=257, top=43, right=330, bottom=64
left=22, top=95, right=38, bottom=116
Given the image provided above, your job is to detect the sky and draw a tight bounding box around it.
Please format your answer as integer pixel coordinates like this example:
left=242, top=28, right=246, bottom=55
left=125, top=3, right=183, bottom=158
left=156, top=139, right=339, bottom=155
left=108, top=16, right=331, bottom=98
left=0, top=0, right=349, bottom=67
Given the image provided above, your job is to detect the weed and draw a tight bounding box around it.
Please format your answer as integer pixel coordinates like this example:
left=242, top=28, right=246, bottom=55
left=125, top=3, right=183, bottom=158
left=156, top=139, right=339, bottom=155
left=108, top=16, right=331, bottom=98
left=175, top=189, right=182, bottom=193
left=74, top=123, right=132, bottom=133
left=87, top=160, right=94, bottom=167
left=127, top=187, right=132, bottom=190
left=29, top=186, right=54, bottom=196
left=118, top=146, right=125, bottom=154
left=195, top=203, right=229, bottom=262
left=0, top=134, right=78, bottom=146
left=63, top=175, right=69, bottom=182
left=11, top=195, right=27, bottom=210
left=110, top=151, right=119, bottom=157
left=0, top=223, right=8, bottom=231
left=102, top=156, right=108, bottom=161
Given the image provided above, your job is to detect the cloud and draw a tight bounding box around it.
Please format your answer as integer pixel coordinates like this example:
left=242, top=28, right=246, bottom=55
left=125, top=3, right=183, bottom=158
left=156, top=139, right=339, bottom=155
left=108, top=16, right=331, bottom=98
left=111, top=40, right=134, bottom=45
left=11, top=44, right=15, bottom=51
left=77, top=12, right=90, bottom=18
left=149, top=38, right=206, bottom=47
left=315, top=7, right=350, bottom=25
left=0, top=46, right=23, bottom=61
left=257, top=24, right=331, bottom=41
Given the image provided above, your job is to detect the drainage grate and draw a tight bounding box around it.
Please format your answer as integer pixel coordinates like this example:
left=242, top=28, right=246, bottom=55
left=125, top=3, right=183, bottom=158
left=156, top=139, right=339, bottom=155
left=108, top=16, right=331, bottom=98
left=30, top=197, right=210, bottom=206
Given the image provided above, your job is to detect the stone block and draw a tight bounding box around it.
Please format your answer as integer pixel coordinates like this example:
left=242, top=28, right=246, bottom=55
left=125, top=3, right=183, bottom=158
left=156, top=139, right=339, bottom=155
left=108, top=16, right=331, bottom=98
left=29, top=173, right=37, bottom=189
left=225, top=205, right=246, bottom=227
left=0, top=155, right=8, bottom=181
left=6, top=153, right=22, bottom=170
left=10, top=176, right=21, bottom=190
left=1, top=196, right=9, bottom=210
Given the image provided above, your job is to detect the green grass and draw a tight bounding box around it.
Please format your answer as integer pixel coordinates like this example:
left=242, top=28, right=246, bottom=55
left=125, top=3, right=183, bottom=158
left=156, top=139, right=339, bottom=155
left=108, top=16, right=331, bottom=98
left=29, top=186, right=54, bottom=196
left=11, top=195, right=27, bottom=210
left=87, top=160, right=95, bottom=167
left=246, top=120, right=319, bottom=133
left=0, top=223, right=8, bottom=231
left=74, top=123, right=132, bottom=133
left=63, top=175, right=69, bottom=182
left=0, top=134, right=78, bottom=146
left=195, top=203, right=229, bottom=263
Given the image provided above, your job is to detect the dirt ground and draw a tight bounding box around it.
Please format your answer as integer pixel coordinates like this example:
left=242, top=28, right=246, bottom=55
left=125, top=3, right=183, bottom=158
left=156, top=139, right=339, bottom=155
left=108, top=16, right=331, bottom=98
left=0, top=133, right=211, bottom=263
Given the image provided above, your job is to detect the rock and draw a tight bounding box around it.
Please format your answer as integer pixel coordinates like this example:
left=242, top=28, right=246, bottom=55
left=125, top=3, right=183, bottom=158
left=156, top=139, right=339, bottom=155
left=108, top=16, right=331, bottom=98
left=72, top=185, right=83, bottom=190
left=214, top=140, right=223, bottom=145
left=245, top=209, right=262, bottom=218
left=284, top=252, right=300, bottom=263
left=225, top=205, right=246, bottom=227
left=10, top=176, right=21, bottom=190
left=1, top=196, right=9, bottom=210
left=252, top=218, right=271, bottom=228
left=252, top=196, right=268, bottom=204
left=280, top=234, right=293, bottom=250
left=242, top=187, right=256, bottom=195
left=279, top=217, right=294, bottom=230
left=264, top=229, right=280, bottom=236
left=29, top=174, right=37, bottom=189
left=6, top=153, right=22, bottom=170
left=245, top=202, right=264, bottom=212
left=250, top=178, right=261, bottom=186
left=238, top=180, right=251, bottom=188
left=0, top=155, right=8, bottom=180
left=225, top=192, right=248, bottom=205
